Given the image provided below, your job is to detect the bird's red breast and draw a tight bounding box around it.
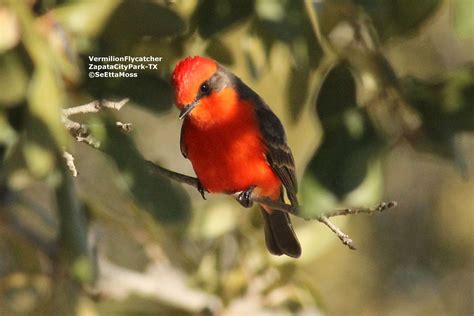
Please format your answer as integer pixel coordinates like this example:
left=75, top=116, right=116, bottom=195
left=182, top=86, right=281, bottom=199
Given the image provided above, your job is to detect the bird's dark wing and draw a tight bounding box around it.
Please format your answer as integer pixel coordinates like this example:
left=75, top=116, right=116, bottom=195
left=214, top=67, right=299, bottom=207
left=180, top=121, right=188, bottom=158
left=230, top=73, right=298, bottom=206
left=255, top=105, right=298, bottom=206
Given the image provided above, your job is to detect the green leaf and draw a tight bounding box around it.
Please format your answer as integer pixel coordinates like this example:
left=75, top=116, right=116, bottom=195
left=56, top=166, right=95, bottom=284
left=7, top=0, right=68, bottom=151
left=0, top=51, right=28, bottom=107
left=22, top=141, right=55, bottom=179
left=205, top=39, right=235, bottom=65
left=52, top=0, right=119, bottom=39
left=453, top=0, right=474, bottom=38
left=99, top=0, right=185, bottom=54
left=28, top=66, right=68, bottom=147
left=0, top=113, right=18, bottom=149
left=287, top=65, right=310, bottom=122
left=254, top=0, right=307, bottom=43
left=21, top=113, right=61, bottom=179
left=194, top=0, right=255, bottom=38
left=244, top=50, right=259, bottom=80
left=101, top=121, right=191, bottom=223
left=355, top=0, right=441, bottom=40
left=400, top=66, right=474, bottom=159
left=303, top=64, right=384, bottom=200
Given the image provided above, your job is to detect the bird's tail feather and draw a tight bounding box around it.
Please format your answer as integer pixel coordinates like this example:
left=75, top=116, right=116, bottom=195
left=260, top=207, right=301, bottom=258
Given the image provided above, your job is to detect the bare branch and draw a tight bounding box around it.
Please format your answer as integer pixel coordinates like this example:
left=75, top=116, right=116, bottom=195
left=146, top=160, right=397, bottom=250
left=146, top=160, right=201, bottom=188
left=61, top=99, right=398, bottom=251
left=102, top=99, right=129, bottom=111
left=61, top=98, right=131, bottom=176
left=322, top=201, right=398, bottom=218
left=318, top=215, right=356, bottom=250
left=61, top=98, right=131, bottom=150
left=62, top=100, right=101, bottom=117
left=62, top=150, right=78, bottom=177
left=62, top=99, right=129, bottom=117
left=303, top=0, right=337, bottom=57
left=116, top=121, right=133, bottom=133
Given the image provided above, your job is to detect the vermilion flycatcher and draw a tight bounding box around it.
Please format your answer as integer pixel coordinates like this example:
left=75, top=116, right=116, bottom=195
left=172, top=56, right=301, bottom=258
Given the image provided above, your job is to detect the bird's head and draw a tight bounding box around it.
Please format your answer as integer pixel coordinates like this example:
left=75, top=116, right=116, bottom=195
left=172, top=56, right=237, bottom=127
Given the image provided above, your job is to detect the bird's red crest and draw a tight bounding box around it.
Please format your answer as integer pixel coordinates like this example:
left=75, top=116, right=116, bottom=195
left=172, top=56, right=217, bottom=107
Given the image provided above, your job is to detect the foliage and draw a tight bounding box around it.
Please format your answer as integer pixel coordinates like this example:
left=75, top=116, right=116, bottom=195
left=0, top=0, right=472, bottom=315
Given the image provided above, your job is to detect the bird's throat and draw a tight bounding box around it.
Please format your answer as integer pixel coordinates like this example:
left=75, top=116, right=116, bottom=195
left=187, top=87, right=241, bottom=129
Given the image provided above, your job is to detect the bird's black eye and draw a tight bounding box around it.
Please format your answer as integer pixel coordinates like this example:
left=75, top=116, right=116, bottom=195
left=200, top=83, right=210, bottom=95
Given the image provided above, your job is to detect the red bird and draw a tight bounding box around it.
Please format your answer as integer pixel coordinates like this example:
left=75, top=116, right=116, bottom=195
left=172, top=56, right=301, bottom=258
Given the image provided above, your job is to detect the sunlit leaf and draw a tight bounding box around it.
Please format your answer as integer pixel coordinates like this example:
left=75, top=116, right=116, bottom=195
left=453, top=0, right=474, bottom=38
left=52, top=0, right=119, bottom=39
left=0, top=113, right=18, bottom=150
left=0, top=52, right=28, bottom=106
left=22, top=141, right=55, bottom=179
left=21, top=114, right=61, bottom=178
left=0, top=6, right=20, bottom=52
left=255, top=0, right=285, bottom=22
left=28, top=66, right=67, bottom=147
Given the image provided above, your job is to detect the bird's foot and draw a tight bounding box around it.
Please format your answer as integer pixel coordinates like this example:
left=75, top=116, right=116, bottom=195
left=197, top=181, right=207, bottom=200
left=237, top=186, right=255, bottom=208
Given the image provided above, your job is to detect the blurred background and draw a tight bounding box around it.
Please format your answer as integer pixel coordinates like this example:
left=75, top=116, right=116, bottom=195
left=0, top=0, right=473, bottom=315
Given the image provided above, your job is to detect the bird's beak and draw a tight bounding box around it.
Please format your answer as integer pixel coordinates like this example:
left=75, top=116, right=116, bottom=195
left=179, top=99, right=199, bottom=120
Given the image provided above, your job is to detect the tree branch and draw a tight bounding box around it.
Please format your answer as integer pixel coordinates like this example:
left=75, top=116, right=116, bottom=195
left=62, top=99, right=129, bottom=117
left=318, top=215, right=356, bottom=249
left=146, top=159, right=397, bottom=250
left=62, top=99, right=398, bottom=250
left=61, top=98, right=131, bottom=148
left=63, top=150, right=78, bottom=177
left=303, top=0, right=337, bottom=57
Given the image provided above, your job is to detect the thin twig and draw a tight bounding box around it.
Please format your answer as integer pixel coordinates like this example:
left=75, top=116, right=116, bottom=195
left=61, top=99, right=131, bottom=174
left=62, top=150, right=78, bottom=177
left=148, top=158, right=396, bottom=219
left=116, top=121, right=133, bottom=133
left=303, top=0, right=337, bottom=56
left=318, top=215, right=356, bottom=249
left=322, top=201, right=397, bottom=218
left=146, top=160, right=200, bottom=188
left=62, top=99, right=129, bottom=117
left=61, top=98, right=131, bottom=149
left=146, top=159, right=397, bottom=250
left=62, top=99, right=398, bottom=250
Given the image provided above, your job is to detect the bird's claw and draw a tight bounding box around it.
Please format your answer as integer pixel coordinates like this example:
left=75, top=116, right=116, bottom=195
left=197, top=181, right=207, bottom=200
left=237, top=186, right=255, bottom=208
